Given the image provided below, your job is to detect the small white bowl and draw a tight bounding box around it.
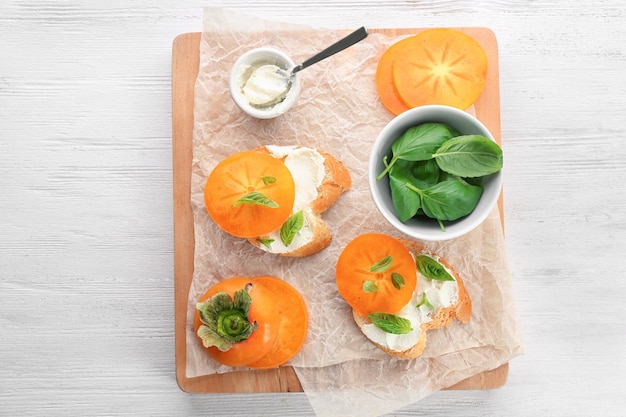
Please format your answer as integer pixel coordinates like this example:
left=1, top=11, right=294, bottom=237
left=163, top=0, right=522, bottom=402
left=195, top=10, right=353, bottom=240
left=368, top=105, right=503, bottom=241
left=229, top=47, right=301, bottom=119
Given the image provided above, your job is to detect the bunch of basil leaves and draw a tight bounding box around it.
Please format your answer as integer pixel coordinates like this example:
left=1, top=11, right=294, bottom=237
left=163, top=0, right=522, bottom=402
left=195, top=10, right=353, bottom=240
left=376, top=122, right=502, bottom=231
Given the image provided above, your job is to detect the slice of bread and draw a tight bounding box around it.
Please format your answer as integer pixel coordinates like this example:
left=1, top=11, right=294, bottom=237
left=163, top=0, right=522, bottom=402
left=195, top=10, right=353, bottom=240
left=353, top=239, right=472, bottom=359
left=247, top=146, right=351, bottom=257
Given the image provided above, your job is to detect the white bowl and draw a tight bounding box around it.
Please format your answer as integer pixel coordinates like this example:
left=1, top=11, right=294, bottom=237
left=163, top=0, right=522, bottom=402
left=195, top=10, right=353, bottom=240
left=229, top=47, right=301, bottom=119
left=368, top=105, right=503, bottom=241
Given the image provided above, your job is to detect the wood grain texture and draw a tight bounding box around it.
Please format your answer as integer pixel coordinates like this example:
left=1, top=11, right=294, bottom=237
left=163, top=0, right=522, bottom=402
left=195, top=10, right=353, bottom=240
left=173, top=28, right=506, bottom=394
left=3, top=1, right=626, bottom=416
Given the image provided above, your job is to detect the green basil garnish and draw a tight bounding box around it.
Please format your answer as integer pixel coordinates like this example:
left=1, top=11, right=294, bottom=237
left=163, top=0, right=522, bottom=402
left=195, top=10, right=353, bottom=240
left=233, top=191, right=278, bottom=208
left=261, top=176, right=277, bottom=185
left=391, top=272, right=405, bottom=290
left=416, top=292, right=434, bottom=310
left=368, top=312, right=412, bottom=334
left=368, top=255, right=393, bottom=273
left=363, top=280, right=378, bottom=293
left=416, top=255, right=454, bottom=281
left=280, top=210, right=304, bottom=246
left=257, top=238, right=274, bottom=249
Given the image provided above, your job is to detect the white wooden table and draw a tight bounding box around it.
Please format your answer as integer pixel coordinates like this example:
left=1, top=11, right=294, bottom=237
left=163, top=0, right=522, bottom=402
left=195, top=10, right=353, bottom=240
left=2, top=1, right=625, bottom=415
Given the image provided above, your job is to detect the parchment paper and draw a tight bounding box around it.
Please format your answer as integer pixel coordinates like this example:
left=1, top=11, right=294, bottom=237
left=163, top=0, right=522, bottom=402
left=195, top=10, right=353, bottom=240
left=186, top=8, right=523, bottom=416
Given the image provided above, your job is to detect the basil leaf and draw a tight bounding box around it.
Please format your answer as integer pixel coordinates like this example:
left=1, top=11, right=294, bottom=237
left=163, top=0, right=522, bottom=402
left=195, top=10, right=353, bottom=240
left=368, top=255, right=393, bottom=273
left=261, top=176, right=277, bottom=185
left=280, top=210, right=304, bottom=246
left=377, top=123, right=458, bottom=180
left=257, top=238, right=274, bottom=249
left=416, top=292, right=434, bottom=310
left=389, top=159, right=442, bottom=222
left=396, top=158, right=441, bottom=189
left=391, top=272, right=405, bottom=290
left=392, top=123, right=459, bottom=161
left=389, top=172, right=421, bottom=222
left=409, top=179, right=483, bottom=221
left=363, top=280, right=378, bottom=293
left=433, top=135, right=503, bottom=178
left=416, top=255, right=454, bottom=281
left=233, top=191, right=279, bottom=208
left=368, top=313, right=412, bottom=334
left=463, top=176, right=484, bottom=187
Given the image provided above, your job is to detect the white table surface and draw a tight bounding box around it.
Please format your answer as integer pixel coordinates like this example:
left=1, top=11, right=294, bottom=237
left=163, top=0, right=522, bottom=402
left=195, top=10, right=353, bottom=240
left=2, top=1, right=625, bottom=416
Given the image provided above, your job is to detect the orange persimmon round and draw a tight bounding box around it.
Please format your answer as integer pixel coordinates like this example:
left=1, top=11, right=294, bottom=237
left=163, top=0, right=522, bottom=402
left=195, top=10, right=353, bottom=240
left=391, top=28, right=488, bottom=110
left=204, top=150, right=295, bottom=238
left=194, top=276, right=309, bottom=369
left=335, top=233, right=417, bottom=317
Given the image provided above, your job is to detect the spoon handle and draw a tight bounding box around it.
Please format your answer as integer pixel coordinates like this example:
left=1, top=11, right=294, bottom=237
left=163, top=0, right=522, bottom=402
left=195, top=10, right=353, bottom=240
left=292, top=26, right=368, bottom=74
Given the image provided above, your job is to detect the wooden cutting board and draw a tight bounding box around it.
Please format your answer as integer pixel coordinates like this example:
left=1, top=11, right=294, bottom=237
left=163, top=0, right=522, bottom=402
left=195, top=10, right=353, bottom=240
left=172, top=28, right=508, bottom=393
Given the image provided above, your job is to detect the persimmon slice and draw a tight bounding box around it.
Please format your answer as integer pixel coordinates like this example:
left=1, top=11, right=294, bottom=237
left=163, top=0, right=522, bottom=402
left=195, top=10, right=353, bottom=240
left=335, top=233, right=417, bottom=317
left=376, top=36, right=412, bottom=115
left=247, top=276, right=309, bottom=369
left=391, top=28, right=487, bottom=110
left=204, top=150, right=295, bottom=238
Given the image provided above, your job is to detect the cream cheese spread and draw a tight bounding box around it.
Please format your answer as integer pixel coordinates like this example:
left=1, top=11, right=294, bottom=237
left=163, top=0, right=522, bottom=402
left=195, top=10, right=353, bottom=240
left=360, top=254, right=460, bottom=352
left=241, top=64, right=290, bottom=108
left=257, top=146, right=326, bottom=254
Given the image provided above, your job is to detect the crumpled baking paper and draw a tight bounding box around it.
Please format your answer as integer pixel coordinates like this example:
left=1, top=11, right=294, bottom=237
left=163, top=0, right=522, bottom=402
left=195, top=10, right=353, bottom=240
left=185, top=7, right=524, bottom=417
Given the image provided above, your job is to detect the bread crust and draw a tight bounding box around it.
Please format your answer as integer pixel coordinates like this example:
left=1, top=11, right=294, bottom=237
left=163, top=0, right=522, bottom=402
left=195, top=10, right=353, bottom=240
left=353, top=239, right=472, bottom=359
left=310, top=150, right=352, bottom=214
left=247, top=146, right=351, bottom=257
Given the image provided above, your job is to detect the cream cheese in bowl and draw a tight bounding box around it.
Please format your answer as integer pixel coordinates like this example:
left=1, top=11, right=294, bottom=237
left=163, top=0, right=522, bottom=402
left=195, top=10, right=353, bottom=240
left=230, top=48, right=300, bottom=119
left=241, top=64, right=290, bottom=108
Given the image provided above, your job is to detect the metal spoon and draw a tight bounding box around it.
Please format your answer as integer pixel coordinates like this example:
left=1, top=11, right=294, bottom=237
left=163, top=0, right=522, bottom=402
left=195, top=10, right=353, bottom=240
left=278, top=26, right=369, bottom=80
